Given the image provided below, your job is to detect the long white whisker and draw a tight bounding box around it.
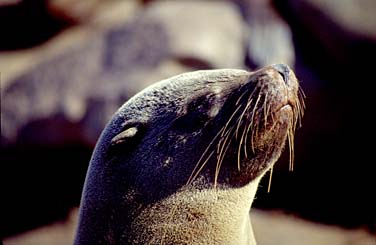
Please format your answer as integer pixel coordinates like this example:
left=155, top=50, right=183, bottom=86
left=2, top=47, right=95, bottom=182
left=186, top=127, right=225, bottom=185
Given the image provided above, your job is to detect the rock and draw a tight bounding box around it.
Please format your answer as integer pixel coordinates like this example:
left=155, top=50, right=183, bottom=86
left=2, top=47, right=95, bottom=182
left=251, top=210, right=376, bottom=245
left=1, top=0, right=248, bottom=147
left=4, top=208, right=375, bottom=244
left=47, top=0, right=105, bottom=23
left=0, top=18, right=171, bottom=146
left=0, top=0, right=70, bottom=50
left=47, top=0, right=140, bottom=27
left=286, top=0, right=376, bottom=40
left=144, top=0, right=247, bottom=69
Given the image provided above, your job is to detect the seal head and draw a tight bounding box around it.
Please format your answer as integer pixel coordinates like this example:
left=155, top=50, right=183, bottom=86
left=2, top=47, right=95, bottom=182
left=75, top=64, right=304, bottom=244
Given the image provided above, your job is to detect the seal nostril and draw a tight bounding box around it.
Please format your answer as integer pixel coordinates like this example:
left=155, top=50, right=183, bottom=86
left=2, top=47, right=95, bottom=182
left=271, top=64, right=290, bottom=84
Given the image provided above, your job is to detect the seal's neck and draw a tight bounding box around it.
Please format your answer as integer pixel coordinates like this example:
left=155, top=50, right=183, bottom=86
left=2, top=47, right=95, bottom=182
left=130, top=177, right=262, bottom=244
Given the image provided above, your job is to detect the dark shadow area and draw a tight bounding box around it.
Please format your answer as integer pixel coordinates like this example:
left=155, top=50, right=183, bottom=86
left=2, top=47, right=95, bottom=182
left=0, top=145, right=91, bottom=238
left=0, top=0, right=72, bottom=50
left=252, top=0, right=376, bottom=234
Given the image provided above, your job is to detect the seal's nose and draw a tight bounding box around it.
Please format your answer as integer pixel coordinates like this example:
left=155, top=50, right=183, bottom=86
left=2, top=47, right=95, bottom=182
left=272, top=64, right=290, bottom=84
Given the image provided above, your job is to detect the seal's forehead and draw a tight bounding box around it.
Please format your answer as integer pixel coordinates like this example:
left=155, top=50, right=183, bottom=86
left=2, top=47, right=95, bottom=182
left=116, top=69, right=250, bottom=120
left=167, top=69, right=250, bottom=87
left=145, top=68, right=250, bottom=99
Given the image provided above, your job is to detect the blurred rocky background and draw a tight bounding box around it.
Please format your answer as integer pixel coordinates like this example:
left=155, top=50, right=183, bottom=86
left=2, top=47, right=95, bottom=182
left=1, top=0, right=375, bottom=244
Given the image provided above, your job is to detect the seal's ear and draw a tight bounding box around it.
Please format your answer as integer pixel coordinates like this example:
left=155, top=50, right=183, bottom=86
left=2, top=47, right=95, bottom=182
left=111, top=127, right=138, bottom=146
left=110, top=122, right=147, bottom=148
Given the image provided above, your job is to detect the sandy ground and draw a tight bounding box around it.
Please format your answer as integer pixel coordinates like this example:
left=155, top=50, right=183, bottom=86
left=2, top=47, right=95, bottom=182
left=3, top=208, right=375, bottom=245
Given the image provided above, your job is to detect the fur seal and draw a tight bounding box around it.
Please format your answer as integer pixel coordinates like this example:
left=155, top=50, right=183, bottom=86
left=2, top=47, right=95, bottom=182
left=74, top=64, right=304, bottom=244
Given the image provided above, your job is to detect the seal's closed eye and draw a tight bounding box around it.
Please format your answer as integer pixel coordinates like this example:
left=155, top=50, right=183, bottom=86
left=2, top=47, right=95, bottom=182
left=173, top=95, right=218, bottom=132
